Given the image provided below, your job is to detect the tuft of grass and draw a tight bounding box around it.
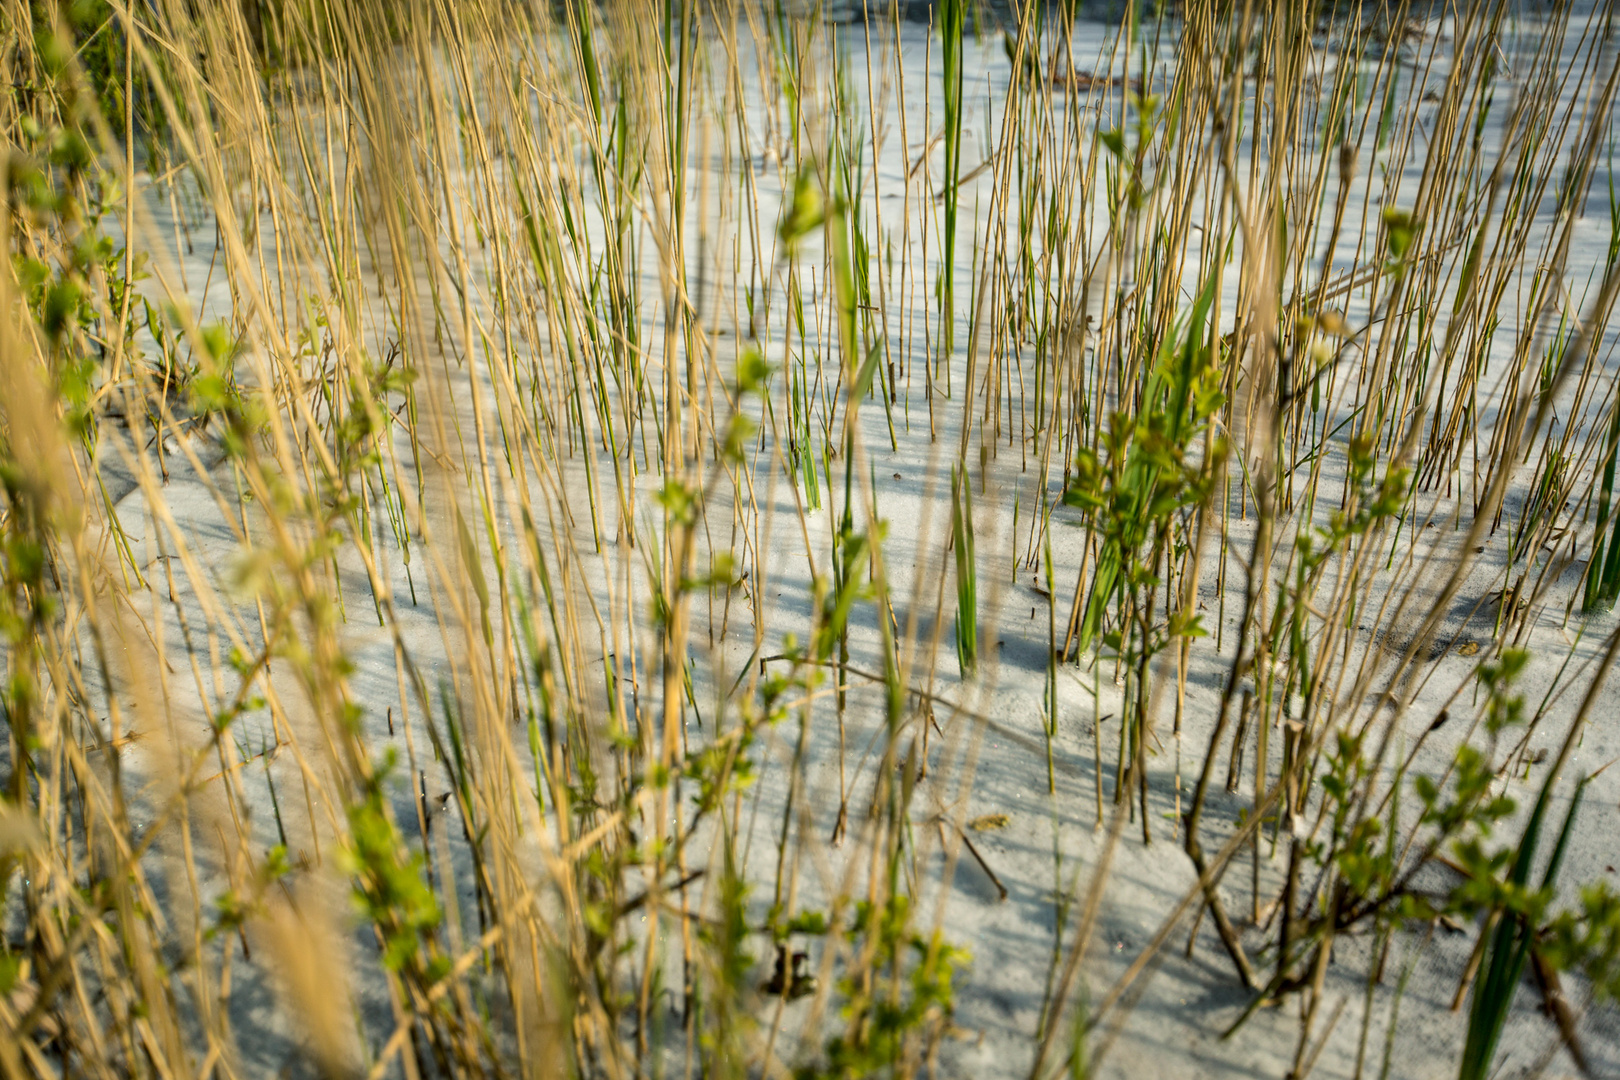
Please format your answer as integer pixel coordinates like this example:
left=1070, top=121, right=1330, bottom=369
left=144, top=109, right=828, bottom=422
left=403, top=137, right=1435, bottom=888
left=1458, top=774, right=1591, bottom=1080
left=952, top=460, right=977, bottom=677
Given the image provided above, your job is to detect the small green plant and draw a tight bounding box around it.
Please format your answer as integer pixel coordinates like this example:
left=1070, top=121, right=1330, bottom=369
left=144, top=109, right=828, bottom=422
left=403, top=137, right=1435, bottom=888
left=1456, top=772, right=1587, bottom=1080
left=1583, top=393, right=1620, bottom=610
left=798, top=895, right=969, bottom=1080
left=342, top=751, right=448, bottom=980
left=1063, top=274, right=1226, bottom=835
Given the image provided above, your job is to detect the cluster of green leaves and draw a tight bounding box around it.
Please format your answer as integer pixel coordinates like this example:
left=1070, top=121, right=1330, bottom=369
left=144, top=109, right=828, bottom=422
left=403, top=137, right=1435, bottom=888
left=683, top=731, right=757, bottom=824
left=1381, top=206, right=1418, bottom=281
left=800, top=894, right=969, bottom=1080
left=1409, top=657, right=1529, bottom=873
left=1315, top=728, right=1382, bottom=895
left=210, top=845, right=292, bottom=940
left=0, top=459, right=55, bottom=785
left=1310, top=649, right=1530, bottom=937
left=186, top=323, right=277, bottom=462
left=1287, top=645, right=1620, bottom=1080
left=210, top=647, right=270, bottom=736
left=1098, top=91, right=1171, bottom=220
left=327, top=348, right=415, bottom=473
left=21, top=1, right=168, bottom=143
left=1540, top=882, right=1620, bottom=1000
left=1063, top=273, right=1228, bottom=657
left=9, top=119, right=148, bottom=439
left=341, top=750, right=447, bottom=981
left=1302, top=434, right=1412, bottom=569
left=778, top=171, right=825, bottom=259
left=1, top=22, right=139, bottom=921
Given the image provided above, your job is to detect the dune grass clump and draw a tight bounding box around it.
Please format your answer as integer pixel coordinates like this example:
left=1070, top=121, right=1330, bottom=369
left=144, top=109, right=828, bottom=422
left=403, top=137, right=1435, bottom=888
left=4, top=1, right=1620, bottom=1078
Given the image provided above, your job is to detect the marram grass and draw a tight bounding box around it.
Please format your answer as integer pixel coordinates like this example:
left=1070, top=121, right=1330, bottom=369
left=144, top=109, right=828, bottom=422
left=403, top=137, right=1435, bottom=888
left=2, top=1, right=1620, bottom=1079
